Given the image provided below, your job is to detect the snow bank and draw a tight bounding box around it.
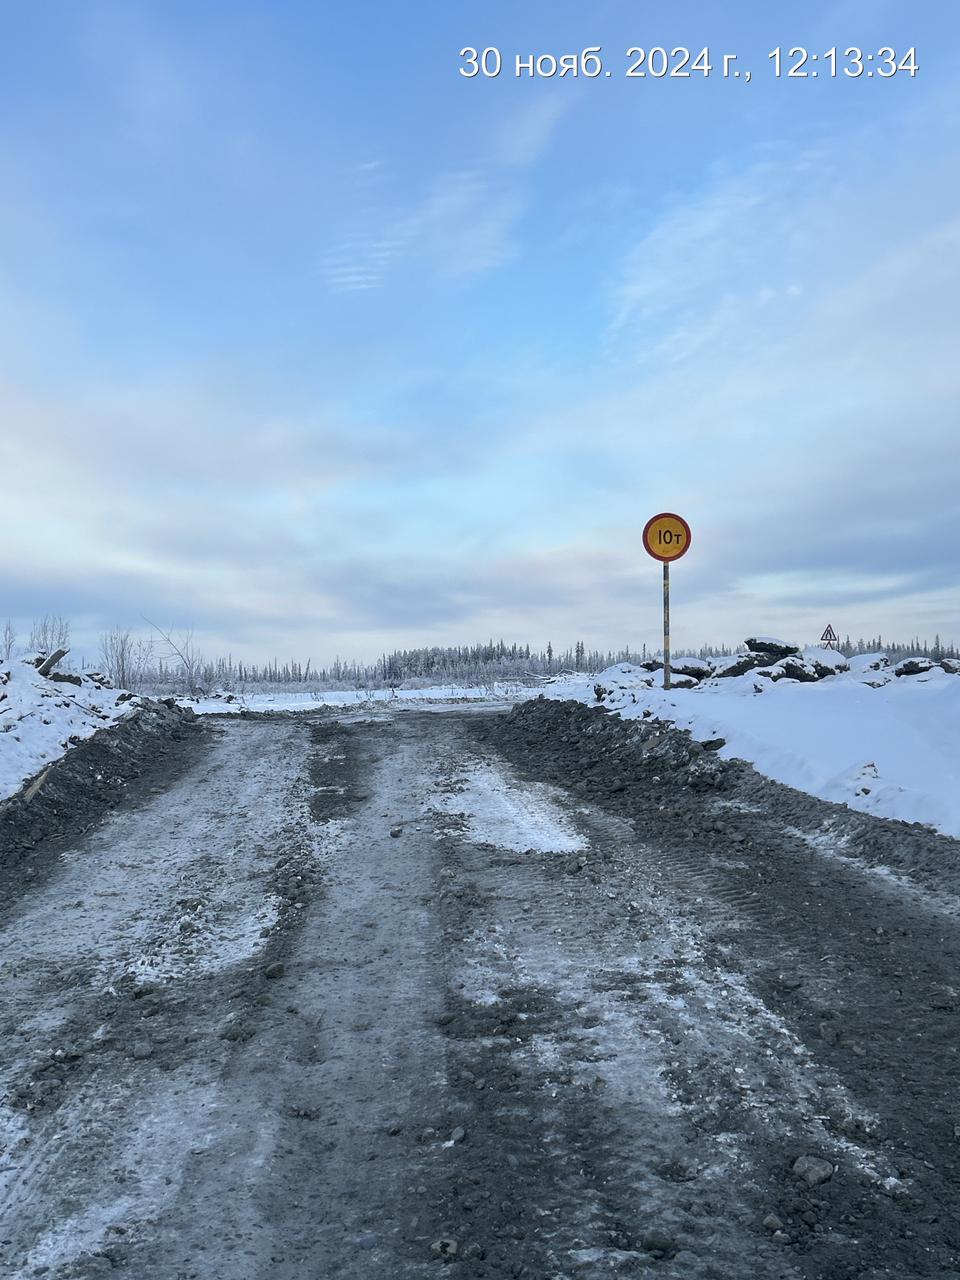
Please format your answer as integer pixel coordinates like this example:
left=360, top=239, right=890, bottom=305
left=548, top=659, right=960, bottom=839
left=0, top=658, right=154, bottom=802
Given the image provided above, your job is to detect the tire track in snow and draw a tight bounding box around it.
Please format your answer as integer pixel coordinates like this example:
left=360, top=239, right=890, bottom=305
left=0, top=720, right=319, bottom=1277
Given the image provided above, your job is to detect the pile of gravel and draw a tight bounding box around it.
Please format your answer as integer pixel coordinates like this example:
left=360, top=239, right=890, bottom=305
left=0, top=699, right=203, bottom=863
left=475, top=696, right=740, bottom=804
left=476, top=696, right=960, bottom=898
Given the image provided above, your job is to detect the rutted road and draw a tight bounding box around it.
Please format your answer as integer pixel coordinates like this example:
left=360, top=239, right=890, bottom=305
left=1, top=707, right=958, bottom=1279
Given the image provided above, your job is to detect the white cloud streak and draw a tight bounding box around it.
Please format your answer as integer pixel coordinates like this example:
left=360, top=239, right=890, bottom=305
left=322, top=94, right=568, bottom=292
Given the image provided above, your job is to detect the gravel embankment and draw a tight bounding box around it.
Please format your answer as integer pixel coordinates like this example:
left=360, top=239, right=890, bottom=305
left=476, top=696, right=960, bottom=899
left=0, top=699, right=204, bottom=864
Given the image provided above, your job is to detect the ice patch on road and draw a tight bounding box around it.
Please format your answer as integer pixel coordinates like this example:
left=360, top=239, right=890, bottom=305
left=430, top=761, right=586, bottom=853
left=310, top=816, right=349, bottom=858
left=1, top=721, right=315, bottom=1001
left=125, top=890, right=283, bottom=987
left=626, top=916, right=898, bottom=1189
left=15, top=1076, right=223, bottom=1276
left=501, top=811, right=898, bottom=1195
left=24, top=1194, right=138, bottom=1274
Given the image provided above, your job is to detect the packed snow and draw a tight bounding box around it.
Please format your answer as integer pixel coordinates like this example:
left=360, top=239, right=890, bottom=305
left=430, top=761, right=587, bottom=853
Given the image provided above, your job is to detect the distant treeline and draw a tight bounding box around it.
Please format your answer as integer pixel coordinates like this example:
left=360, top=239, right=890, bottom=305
left=149, top=640, right=644, bottom=692
left=131, top=633, right=960, bottom=693
left=839, top=634, right=959, bottom=661
left=141, top=639, right=743, bottom=693
left=4, top=616, right=958, bottom=694
left=95, top=633, right=960, bottom=694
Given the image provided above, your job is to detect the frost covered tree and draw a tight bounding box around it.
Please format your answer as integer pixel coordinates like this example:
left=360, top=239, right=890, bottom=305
left=1, top=619, right=16, bottom=662
left=29, top=615, right=70, bottom=654
left=144, top=619, right=204, bottom=694
left=100, top=629, right=154, bottom=691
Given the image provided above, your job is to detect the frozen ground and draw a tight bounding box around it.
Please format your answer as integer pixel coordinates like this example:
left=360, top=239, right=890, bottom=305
left=5, top=647, right=959, bottom=843
left=0, top=721, right=311, bottom=1275
left=2, top=705, right=959, bottom=1278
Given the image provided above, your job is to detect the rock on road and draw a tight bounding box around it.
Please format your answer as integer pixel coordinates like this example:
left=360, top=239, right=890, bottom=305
left=1, top=706, right=958, bottom=1280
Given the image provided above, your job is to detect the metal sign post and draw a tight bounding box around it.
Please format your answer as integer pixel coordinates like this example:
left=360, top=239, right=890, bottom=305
left=663, top=561, right=671, bottom=689
left=642, top=512, right=692, bottom=691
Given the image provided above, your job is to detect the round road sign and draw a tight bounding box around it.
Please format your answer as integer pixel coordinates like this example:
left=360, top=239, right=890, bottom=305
left=643, top=512, right=691, bottom=562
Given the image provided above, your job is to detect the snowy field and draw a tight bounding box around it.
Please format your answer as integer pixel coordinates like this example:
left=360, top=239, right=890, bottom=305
left=180, top=682, right=533, bottom=715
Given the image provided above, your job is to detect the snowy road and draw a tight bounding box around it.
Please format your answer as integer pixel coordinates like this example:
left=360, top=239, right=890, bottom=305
left=1, top=709, right=958, bottom=1278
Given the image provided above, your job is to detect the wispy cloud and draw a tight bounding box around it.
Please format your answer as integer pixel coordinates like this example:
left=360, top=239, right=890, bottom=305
left=493, top=96, right=570, bottom=168
left=321, top=161, right=399, bottom=293
left=322, top=95, right=569, bottom=292
left=323, top=163, right=521, bottom=291
left=610, top=149, right=837, bottom=365
left=395, top=167, right=522, bottom=276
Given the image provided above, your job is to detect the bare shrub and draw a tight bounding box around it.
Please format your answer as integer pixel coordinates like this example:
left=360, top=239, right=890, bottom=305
left=100, top=629, right=154, bottom=692
left=1, top=620, right=16, bottom=662
left=29, top=615, right=71, bottom=654
left=144, top=619, right=204, bottom=695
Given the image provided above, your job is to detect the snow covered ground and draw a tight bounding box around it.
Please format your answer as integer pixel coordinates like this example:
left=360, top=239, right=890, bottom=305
left=0, top=668, right=539, bottom=804
left=0, top=658, right=151, bottom=804
left=180, top=682, right=536, bottom=715
left=545, top=654, right=960, bottom=839
left=5, top=645, right=959, bottom=843
left=430, top=760, right=587, bottom=854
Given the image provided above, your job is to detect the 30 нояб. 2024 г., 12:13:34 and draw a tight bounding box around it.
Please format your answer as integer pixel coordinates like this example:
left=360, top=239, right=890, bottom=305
left=458, top=45, right=919, bottom=81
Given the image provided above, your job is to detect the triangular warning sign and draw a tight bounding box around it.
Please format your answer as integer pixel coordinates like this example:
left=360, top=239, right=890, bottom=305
left=820, top=623, right=838, bottom=644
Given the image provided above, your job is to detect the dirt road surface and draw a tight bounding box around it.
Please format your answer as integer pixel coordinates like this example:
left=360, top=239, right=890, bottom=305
left=1, top=705, right=958, bottom=1280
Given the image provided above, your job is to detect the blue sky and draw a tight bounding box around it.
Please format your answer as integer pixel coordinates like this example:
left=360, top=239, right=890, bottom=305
left=2, top=1, right=958, bottom=664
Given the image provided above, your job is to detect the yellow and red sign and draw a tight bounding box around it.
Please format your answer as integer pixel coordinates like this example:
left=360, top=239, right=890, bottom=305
left=642, top=512, right=691, bottom=563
